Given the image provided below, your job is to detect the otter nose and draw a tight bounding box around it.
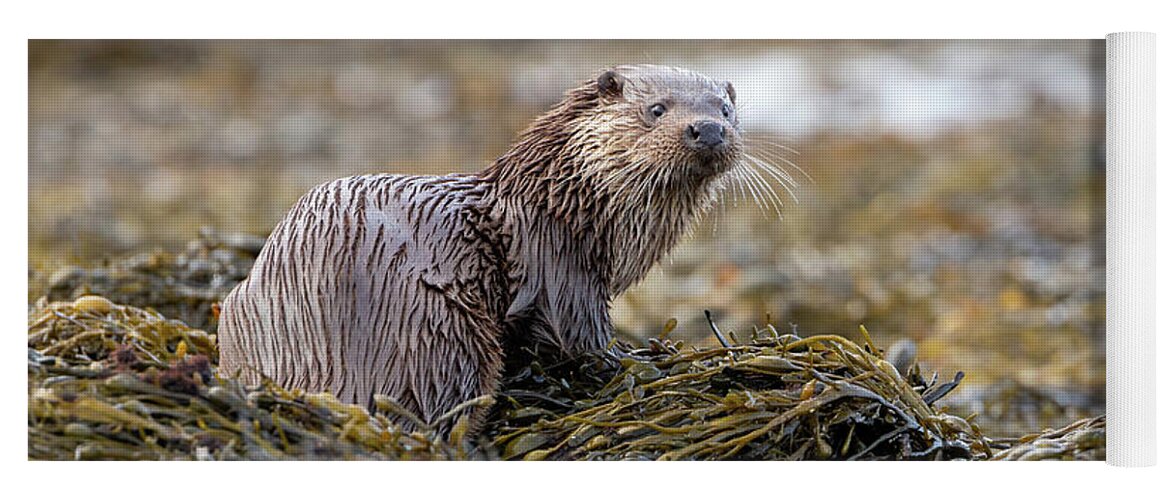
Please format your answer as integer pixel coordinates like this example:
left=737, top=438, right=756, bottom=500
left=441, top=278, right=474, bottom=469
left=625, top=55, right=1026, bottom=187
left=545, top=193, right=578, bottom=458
left=686, top=121, right=726, bottom=150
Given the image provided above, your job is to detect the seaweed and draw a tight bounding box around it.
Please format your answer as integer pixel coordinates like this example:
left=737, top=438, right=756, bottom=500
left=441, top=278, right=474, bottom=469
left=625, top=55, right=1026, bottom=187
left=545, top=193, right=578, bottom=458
left=990, top=416, right=1106, bottom=461
left=26, top=233, right=1104, bottom=461
left=28, top=297, right=481, bottom=460
left=33, top=228, right=260, bottom=332
left=487, top=322, right=988, bottom=460
left=29, top=295, right=1010, bottom=461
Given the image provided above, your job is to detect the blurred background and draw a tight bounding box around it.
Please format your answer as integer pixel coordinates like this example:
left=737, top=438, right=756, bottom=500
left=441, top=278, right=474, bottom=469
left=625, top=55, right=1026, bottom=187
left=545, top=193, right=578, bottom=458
left=28, top=40, right=1104, bottom=437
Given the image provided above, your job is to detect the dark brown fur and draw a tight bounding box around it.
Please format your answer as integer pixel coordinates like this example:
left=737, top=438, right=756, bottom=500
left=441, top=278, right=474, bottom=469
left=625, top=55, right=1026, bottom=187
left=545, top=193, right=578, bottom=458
left=218, top=65, right=747, bottom=434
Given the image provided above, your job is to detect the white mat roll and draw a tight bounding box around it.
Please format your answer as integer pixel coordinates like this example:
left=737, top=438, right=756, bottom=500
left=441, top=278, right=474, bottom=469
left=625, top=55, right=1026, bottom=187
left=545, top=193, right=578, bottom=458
left=1106, top=31, right=1156, bottom=467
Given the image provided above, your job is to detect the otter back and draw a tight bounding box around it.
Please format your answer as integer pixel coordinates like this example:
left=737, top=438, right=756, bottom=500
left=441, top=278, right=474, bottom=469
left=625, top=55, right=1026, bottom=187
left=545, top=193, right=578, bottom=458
left=217, top=174, right=510, bottom=429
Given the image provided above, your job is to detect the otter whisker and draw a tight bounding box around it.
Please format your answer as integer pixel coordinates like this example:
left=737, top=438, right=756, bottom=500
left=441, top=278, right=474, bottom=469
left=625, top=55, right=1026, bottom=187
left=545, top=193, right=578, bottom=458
left=746, top=138, right=803, bottom=156
left=728, top=167, right=753, bottom=210
left=753, top=153, right=806, bottom=188
left=711, top=181, right=729, bottom=233
left=746, top=151, right=799, bottom=189
left=745, top=146, right=799, bottom=177
left=756, top=167, right=788, bottom=215
left=748, top=146, right=814, bottom=184
left=734, top=164, right=770, bottom=214
left=742, top=129, right=801, bottom=143
left=737, top=161, right=770, bottom=211
left=745, top=152, right=798, bottom=190
left=745, top=158, right=800, bottom=206
left=745, top=154, right=800, bottom=206
left=737, top=168, right=763, bottom=212
left=721, top=166, right=746, bottom=209
left=702, top=176, right=727, bottom=228
left=730, top=172, right=745, bottom=208
left=741, top=161, right=785, bottom=216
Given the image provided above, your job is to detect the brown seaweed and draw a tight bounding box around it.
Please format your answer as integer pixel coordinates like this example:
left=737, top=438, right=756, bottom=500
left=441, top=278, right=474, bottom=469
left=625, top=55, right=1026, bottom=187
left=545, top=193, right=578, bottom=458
left=990, top=416, right=1106, bottom=461
left=28, top=297, right=481, bottom=460
left=26, top=234, right=1104, bottom=461
left=487, top=324, right=990, bottom=460
left=27, top=295, right=1033, bottom=461
left=33, top=228, right=260, bottom=332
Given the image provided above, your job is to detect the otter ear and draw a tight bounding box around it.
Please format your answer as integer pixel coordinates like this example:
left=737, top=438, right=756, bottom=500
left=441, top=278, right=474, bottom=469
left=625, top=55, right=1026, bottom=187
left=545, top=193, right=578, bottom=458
left=724, top=81, right=737, bottom=104
left=596, top=70, right=626, bottom=98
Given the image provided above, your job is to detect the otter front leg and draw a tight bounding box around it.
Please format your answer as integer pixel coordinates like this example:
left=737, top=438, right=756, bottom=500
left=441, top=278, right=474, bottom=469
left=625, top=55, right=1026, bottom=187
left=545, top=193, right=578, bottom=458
left=546, top=285, right=616, bottom=356
left=567, top=298, right=616, bottom=355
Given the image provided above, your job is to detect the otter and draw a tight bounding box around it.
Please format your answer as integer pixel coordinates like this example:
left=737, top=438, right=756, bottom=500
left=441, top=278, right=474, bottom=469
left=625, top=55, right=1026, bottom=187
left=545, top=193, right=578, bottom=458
left=218, top=65, right=767, bottom=433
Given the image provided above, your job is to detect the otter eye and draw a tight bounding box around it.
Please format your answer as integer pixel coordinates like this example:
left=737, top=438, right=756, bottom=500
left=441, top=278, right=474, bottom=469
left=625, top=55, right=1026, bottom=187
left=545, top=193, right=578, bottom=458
left=721, top=103, right=733, bottom=119
left=648, top=103, right=667, bottom=119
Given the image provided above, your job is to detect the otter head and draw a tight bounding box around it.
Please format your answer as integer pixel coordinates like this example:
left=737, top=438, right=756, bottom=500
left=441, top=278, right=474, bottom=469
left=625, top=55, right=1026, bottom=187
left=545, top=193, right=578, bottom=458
left=486, top=65, right=776, bottom=295
left=585, top=65, right=744, bottom=185
left=486, top=65, right=744, bottom=203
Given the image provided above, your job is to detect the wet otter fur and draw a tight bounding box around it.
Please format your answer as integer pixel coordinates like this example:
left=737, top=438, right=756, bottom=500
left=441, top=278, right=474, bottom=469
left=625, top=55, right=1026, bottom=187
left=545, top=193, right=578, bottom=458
left=218, top=65, right=781, bottom=434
